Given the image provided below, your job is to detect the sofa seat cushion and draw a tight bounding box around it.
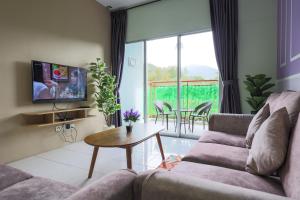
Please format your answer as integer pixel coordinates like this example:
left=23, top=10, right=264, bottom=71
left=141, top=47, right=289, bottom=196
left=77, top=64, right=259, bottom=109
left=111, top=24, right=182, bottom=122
left=0, top=177, right=77, bottom=200
left=199, top=130, right=246, bottom=148
left=182, top=143, right=249, bottom=171
left=0, top=164, right=32, bottom=191
left=172, top=161, right=284, bottom=196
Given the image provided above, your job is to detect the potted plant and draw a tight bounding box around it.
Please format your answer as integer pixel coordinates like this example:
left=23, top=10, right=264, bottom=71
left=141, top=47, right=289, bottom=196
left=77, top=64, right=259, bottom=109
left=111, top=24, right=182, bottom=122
left=123, top=109, right=140, bottom=133
left=89, top=58, right=121, bottom=127
left=244, top=74, right=275, bottom=114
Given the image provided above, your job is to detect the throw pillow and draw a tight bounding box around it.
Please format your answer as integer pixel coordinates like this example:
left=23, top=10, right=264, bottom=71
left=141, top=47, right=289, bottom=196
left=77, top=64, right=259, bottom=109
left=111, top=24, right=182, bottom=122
left=245, top=104, right=270, bottom=148
left=246, top=107, right=290, bottom=175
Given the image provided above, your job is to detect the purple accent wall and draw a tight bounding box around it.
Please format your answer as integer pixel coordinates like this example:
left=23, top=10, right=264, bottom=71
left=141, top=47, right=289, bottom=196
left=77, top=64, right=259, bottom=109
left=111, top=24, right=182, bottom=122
left=278, top=0, right=300, bottom=78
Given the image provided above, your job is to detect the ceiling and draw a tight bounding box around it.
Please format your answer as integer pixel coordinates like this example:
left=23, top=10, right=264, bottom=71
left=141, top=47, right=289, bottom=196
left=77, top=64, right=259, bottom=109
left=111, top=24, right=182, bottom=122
left=96, top=0, right=157, bottom=11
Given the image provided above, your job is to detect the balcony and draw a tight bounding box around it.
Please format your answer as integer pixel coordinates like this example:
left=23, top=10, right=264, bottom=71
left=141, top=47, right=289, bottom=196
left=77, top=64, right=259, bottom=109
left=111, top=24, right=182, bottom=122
left=147, top=79, right=219, bottom=136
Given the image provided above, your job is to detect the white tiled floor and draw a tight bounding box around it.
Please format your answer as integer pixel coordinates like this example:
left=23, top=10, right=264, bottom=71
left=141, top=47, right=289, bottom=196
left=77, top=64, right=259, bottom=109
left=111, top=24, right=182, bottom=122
left=150, top=118, right=208, bottom=138
left=8, top=136, right=197, bottom=187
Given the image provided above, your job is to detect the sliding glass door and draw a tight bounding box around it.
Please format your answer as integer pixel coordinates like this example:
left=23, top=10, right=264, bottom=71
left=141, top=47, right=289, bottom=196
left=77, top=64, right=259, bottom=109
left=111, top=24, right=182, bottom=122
left=121, top=31, right=219, bottom=138
left=146, top=37, right=178, bottom=136
left=180, top=32, right=219, bottom=137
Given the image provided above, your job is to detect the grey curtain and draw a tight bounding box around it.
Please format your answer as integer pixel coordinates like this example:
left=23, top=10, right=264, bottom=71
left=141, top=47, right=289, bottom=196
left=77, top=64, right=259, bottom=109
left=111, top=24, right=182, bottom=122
left=210, top=0, right=242, bottom=113
left=111, top=10, right=127, bottom=127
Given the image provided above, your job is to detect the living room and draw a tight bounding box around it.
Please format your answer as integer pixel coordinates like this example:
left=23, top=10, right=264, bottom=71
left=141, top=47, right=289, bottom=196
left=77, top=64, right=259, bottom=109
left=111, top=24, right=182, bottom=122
left=0, top=0, right=299, bottom=199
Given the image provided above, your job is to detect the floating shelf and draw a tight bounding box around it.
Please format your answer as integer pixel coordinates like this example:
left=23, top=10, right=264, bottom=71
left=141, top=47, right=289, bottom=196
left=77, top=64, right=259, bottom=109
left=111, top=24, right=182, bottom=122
left=23, top=108, right=95, bottom=127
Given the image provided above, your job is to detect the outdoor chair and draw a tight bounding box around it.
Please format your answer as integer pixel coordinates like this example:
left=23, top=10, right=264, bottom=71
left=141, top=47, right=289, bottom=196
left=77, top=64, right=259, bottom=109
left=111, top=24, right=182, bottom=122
left=154, top=101, right=176, bottom=130
left=189, top=101, right=212, bottom=132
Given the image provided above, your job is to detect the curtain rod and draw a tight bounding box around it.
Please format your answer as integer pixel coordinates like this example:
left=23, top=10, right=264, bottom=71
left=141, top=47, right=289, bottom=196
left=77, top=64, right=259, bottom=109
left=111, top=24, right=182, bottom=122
left=127, top=0, right=161, bottom=10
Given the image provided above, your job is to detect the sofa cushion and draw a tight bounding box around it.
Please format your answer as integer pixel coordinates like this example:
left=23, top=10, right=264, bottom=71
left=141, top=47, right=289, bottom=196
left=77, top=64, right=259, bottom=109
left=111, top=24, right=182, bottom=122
left=172, top=161, right=284, bottom=196
left=0, top=164, right=32, bottom=191
left=245, top=104, right=270, bottom=148
left=142, top=171, right=287, bottom=200
left=0, top=177, right=77, bottom=200
left=68, top=169, right=136, bottom=200
left=246, top=108, right=290, bottom=175
left=208, top=114, right=254, bottom=136
left=199, top=130, right=246, bottom=148
left=266, top=92, right=281, bottom=105
left=182, top=143, right=249, bottom=171
left=268, top=91, right=300, bottom=127
left=280, top=114, right=300, bottom=199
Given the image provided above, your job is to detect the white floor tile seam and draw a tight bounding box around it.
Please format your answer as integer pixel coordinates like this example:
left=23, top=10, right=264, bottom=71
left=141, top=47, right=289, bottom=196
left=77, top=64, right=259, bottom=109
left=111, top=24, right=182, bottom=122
left=35, top=154, right=124, bottom=173
left=35, top=148, right=159, bottom=173
left=62, top=145, right=94, bottom=156
left=34, top=155, right=92, bottom=172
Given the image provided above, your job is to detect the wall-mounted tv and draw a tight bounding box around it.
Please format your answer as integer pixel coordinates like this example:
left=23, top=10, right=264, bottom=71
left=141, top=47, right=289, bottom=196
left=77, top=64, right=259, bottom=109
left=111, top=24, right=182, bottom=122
left=32, top=60, right=87, bottom=103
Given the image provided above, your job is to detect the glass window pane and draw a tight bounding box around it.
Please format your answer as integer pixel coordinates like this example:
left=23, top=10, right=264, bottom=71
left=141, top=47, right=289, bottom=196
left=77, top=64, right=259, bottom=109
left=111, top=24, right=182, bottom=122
left=180, top=32, right=219, bottom=136
left=120, top=42, right=145, bottom=122
left=146, top=37, right=178, bottom=136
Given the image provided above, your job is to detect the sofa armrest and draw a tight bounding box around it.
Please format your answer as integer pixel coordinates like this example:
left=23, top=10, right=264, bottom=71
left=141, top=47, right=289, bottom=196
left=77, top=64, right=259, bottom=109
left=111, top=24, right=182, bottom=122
left=68, top=169, right=137, bottom=200
left=141, top=172, right=290, bottom=200
left=209, top=113, right=254, bottom=135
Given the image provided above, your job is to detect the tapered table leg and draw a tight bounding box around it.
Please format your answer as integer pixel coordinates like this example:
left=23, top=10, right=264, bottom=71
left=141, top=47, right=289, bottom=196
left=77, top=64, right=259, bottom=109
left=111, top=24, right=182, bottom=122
left=156, top=133, right=165, bottom=161
left=126, top=146, right=132, bottom=169
left=88, top=146, right=99, bottom=178
left=166, top=115, right=169, bottom=130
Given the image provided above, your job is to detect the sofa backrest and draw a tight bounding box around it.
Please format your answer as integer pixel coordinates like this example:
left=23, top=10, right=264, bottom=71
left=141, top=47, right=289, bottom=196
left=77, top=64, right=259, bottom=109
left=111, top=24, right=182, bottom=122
left=266, top=91, right=300, bottom=127
left=280, top=114, right=300, bottom=199
left=68, top=169, right=136, bottom=200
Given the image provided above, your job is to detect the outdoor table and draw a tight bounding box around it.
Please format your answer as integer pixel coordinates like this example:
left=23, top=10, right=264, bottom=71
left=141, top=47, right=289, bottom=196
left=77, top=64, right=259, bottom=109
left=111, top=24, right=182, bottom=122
left=173, top=109, right=193, bottom=133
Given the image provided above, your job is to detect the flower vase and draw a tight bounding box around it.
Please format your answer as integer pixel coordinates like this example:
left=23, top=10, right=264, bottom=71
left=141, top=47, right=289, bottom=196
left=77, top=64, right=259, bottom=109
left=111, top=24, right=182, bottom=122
left=126, top=125, right=133, bottom=133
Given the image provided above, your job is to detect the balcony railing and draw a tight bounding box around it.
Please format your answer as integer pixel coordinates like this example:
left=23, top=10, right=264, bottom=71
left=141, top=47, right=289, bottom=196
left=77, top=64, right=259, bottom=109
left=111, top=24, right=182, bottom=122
left=148, top=80, right=219, bottom=117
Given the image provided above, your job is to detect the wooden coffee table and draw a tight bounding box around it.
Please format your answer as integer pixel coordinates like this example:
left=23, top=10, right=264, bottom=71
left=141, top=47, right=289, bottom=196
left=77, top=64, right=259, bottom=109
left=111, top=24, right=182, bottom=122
left=84, top=123, right=165, bottom=178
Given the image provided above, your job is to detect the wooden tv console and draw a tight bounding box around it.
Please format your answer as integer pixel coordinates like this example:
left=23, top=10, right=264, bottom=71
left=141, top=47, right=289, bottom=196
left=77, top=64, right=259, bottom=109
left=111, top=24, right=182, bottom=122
left=23, top=108, right=94, bottom=127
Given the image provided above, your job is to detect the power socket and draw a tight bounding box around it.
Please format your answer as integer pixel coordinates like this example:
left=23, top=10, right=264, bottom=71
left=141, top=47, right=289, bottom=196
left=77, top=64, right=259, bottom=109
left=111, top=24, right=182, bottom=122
left=64, top=124, right=75, bottom=130
left=55, top=126, right=62, bottom=132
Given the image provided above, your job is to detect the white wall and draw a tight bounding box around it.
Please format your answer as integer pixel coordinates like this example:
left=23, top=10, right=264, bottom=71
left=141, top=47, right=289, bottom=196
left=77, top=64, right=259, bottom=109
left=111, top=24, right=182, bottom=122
left=238, top=0, right=277, bottom=113
left=0, top=0, right=111, bottom=163
left=126, top=0, right=278, bottom=113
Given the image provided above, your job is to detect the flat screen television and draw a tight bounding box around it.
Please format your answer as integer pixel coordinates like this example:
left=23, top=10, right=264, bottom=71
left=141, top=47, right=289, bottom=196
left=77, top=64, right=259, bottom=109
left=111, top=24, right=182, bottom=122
left=32, top=60, right=87, bottom=103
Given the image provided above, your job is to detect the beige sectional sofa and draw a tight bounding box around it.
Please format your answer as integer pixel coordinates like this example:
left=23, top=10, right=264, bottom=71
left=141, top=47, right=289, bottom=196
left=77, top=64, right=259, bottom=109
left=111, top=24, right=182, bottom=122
left=1, top=91, right=299, bottom=200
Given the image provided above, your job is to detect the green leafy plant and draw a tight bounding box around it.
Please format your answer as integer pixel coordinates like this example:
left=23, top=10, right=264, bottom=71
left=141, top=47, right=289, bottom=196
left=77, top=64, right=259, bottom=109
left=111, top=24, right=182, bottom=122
left=244, top=74, right=275, bottom=114
left=89, top=58, right=121, bottom=126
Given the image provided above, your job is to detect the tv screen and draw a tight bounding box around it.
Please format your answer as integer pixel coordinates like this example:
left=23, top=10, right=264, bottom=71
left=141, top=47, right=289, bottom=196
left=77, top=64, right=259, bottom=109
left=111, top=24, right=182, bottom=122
left=32, top=60, right=87, bottom=103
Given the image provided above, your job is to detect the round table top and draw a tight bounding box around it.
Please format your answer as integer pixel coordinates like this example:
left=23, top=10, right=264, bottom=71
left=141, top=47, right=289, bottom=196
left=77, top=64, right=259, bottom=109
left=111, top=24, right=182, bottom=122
left=84, top=123, right=164, bottom=148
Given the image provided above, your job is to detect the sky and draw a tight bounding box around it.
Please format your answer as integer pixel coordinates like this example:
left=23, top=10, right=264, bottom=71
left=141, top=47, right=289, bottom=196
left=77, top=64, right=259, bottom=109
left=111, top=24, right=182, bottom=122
left=146, top=31, right=218, bottom=69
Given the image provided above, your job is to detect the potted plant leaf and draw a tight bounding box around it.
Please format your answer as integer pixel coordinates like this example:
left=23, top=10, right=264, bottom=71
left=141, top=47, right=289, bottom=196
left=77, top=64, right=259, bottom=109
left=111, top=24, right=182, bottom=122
left=244, top=74, right=275, bottom=114
left=89, top=58, right=121, bottom=127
